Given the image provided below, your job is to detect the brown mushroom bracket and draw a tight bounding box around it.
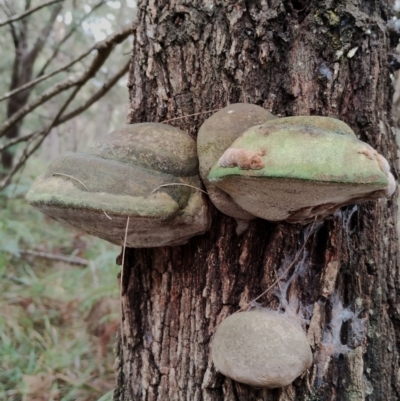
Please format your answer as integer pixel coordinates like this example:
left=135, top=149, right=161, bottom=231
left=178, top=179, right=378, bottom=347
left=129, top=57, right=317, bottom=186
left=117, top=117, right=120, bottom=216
left=206, top=116, right=395, bottom=224
left=197, top=103, right=277, bottom=233
left=26, top=123, right=210, bottom=247
left=27, top=108, right=396, bottom=245
left=197, top=103, right=277, bottom=220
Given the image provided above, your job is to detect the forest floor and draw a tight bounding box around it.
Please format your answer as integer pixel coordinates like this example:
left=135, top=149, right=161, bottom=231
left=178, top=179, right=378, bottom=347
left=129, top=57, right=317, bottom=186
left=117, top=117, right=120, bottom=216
left=1, top=160, right=120, bottom=401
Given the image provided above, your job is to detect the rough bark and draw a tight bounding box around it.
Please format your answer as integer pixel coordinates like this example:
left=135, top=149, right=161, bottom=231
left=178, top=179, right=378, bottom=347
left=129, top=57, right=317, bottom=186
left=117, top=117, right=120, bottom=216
left=116, top=1, right=400, bottom=400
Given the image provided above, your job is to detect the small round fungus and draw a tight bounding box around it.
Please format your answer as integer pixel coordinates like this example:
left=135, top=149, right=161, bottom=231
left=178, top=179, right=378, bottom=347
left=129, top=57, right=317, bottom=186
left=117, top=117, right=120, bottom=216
left=27, top=123, right=210, bottom=247
left=207, top=117, right=395, bottom=224
left=197, top=103, right=277, bottom=220
left=211, top=310, right=312, bottom=388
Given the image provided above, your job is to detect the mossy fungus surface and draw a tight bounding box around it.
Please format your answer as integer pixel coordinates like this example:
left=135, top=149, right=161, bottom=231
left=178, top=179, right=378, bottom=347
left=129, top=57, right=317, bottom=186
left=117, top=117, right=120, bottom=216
left=208, top=118, right=393, bottom=223
left=197, top=103, right=277, bottom=220
left=27, top=123, right=210, bottom=247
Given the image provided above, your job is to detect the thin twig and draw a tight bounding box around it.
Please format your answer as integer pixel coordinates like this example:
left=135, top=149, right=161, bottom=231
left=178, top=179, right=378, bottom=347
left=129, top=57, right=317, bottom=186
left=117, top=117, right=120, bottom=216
left=0, top=63, right=130, bottom=152
left=52, top=173, right=89, bottom=190
left=0, top=0, right=64, bottom=28
left=120, top=216, right=130, bottom=351
left=150, top=183, right=208, bottom=195
left=0, top=129, right=39, bottom=151
left=121, top=217, right=130, bottom=281
left=26, top=3, right=64, bottom=67
left=103, top=211, right=112, bottom=220
left=36, top=0, right=107, bottom=77
left=0, top=85, right=81, bottom=189
left=161, top=108, right=221, bottom=123
left=56, top=59, right=130, bottom=122
left=18, top=249, right=89, bottom=266
left=0, top=46, right=94, bottom=103
left=0, top=2, right=107, bottom=102
left=0, top=24, right=132, bottom=139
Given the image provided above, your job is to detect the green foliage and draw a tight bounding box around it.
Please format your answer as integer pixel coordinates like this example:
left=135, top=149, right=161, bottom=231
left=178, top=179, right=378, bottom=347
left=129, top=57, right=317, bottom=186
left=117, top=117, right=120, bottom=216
left=0, top=160, right=121, bottom=401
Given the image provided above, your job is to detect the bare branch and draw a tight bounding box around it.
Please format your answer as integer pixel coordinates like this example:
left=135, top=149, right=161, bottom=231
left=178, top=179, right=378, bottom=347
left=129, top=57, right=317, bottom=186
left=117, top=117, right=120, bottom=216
left=1, top=3, right=18, bottom=46
left=0, top=0, right=64, bottom=28
left=0, top=55, right=131, bottom=187
left=0, top=24, right=132, bottom=139
left=8, top=21, right=19, bottom=47
left=1, top=3, right=20, bottom=48
left=0, top=45, right=94, bottom=103
left=27, top=3, right=63, bottom=64
left=37, top=0, right=107, bottom=77
left=58, top=59, right=130, bottom=122
left=0, top=2, right=16, bottom=16
left=0, top=60, right=130, bottom=152
left=161, top=109, right=222, bottom=123
left=0, top=85, right=81, bottom=190
left=0, top=129, right=39, bottom=152
left=18, top=249, right=89, bottom=266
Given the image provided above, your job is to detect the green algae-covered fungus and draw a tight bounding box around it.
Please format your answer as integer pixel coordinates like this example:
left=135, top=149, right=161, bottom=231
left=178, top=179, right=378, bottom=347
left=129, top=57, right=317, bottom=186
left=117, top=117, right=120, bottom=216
left=208, top=117, right=395, bottom=224
left=197, top=103, right=277, bottom=222
left=27, top=123, right=210, bottom=247
left=211, top=310, right=312, bottom=388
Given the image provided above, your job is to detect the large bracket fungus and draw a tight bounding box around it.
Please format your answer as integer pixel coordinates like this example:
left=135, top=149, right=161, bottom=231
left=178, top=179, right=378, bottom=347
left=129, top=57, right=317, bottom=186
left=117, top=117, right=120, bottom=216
left=197, top=103, right=277, bottom=221
left=27, top=123, right=210, bottom=247
left=27, top=108, right=396, bottom=245
left=211, top=310, right=313, bottom=388
left=207, top=116, right=395, bottom=224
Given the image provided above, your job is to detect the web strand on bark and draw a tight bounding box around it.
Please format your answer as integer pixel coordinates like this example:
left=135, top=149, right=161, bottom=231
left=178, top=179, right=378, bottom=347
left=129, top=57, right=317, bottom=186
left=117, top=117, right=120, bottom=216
left=238, top=220, right=316, bottom=313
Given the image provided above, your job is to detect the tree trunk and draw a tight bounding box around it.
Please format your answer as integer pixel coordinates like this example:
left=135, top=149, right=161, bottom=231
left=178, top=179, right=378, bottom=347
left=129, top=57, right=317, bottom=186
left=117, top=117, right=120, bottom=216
left=115, top=1, right=400, bottom=400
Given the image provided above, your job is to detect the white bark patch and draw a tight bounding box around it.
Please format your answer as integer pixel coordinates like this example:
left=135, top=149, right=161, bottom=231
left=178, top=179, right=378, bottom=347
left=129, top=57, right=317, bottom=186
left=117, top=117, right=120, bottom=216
left=347, top=47, right=359, bottom=58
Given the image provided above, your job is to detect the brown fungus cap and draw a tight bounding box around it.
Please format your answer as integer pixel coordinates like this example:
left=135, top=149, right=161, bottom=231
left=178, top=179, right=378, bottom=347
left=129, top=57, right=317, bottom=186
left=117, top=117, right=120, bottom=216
left=27, top=123, right=210, bottom=247
left=211, top=310, right=312, bottom=388
left=208, top=117, right=395, bottom=224
left=197, top=103, right=277, bottom=220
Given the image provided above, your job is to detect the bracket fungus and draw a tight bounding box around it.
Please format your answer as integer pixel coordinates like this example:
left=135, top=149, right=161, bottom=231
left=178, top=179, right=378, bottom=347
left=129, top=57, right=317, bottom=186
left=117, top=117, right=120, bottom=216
left=27, top=123, right=210, bottom=247
left=207, top=116, right=395, bottom=224
left=211, top=310, right=312, bottom=388
left=197, top=103, right=277, bottom=221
